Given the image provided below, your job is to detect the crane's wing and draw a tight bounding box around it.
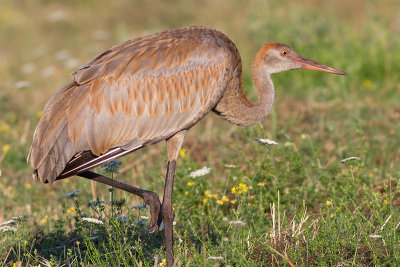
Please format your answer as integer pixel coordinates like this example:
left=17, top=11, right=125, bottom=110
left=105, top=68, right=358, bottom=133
left=28, top=27, right=233, bottom=183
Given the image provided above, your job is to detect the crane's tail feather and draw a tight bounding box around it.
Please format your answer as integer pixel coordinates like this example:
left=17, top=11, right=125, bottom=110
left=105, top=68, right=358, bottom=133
left=30, top=125, right=78, bottom=183
left=28, top=82, right=78, bottom=183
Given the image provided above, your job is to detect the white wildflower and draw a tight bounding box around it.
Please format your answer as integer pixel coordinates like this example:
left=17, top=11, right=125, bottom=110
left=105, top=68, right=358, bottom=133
left=48, top=10, right=66, bottom=22
left=188, top=166, right=211, bottom=178
left=340, top=157, right=361, bottom=164
left=1, top=220, right=17, bottom=226
left=0, top=226, right=17, bottom=232
left=224, top=164, right=236, bottom=168
left=207, top=256, right=223, bottom=261
left=64, top=190, right=79, bottom=199
left=15, top=81, right=30, bottom=89
left=21, top=63, right=37, bottom=74
left=229, top=220, right=247, bottom=226
left=41, top=66, right=55, bottom=78
left=81, top=217, right=104, bottom=225
left=254, top=138, right=278, bottom=145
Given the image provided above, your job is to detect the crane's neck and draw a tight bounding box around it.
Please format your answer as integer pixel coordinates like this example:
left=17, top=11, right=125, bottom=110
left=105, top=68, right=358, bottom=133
left=214, top=63, right=275, bottom=126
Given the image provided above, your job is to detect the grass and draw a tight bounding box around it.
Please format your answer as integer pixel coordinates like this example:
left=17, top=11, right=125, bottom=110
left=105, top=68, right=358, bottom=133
left=1, top=0, right=400, bottom=265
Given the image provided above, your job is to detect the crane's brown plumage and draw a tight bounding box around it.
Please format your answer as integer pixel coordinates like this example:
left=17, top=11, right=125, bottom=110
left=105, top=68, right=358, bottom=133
left=28, top=26, right=345, bottom=266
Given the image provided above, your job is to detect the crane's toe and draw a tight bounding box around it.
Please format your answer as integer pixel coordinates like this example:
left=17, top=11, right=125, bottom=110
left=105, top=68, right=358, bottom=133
left=142, top=191, right=162, bottom=233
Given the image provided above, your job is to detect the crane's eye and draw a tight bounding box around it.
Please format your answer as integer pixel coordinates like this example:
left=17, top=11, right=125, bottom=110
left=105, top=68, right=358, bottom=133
left=280, top=49, right=288, bottom=56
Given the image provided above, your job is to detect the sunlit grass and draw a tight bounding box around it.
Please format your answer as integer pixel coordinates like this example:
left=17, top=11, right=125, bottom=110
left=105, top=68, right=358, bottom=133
left=1, top=0, right=400, bottom=265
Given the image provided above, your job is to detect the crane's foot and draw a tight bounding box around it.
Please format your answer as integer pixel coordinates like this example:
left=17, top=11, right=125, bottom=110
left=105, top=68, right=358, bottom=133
left=76, top=171, right=162, bottom=233
left=142, top=191, right=162, bottom=233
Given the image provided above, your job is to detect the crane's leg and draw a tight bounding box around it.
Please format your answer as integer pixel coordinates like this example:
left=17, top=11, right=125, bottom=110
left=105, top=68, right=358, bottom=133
left=77, top=171, right=161, bottom=233
left=160, top=131, right=186, bottom=267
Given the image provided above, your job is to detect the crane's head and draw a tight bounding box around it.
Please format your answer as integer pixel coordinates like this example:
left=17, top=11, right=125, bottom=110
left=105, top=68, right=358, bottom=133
left=254, top=42, right=346, bottom=75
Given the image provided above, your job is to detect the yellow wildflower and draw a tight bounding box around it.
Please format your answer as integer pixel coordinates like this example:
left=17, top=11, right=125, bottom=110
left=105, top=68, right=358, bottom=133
left=363, top=79, right=372, bottom=89
left=184, top=191, right=188, bottom=195
left=326, top=200, right=332, bottom=207
left=2, top=144, right=10, bottom=153
left=36, top=111, right=43, bottom=119
left=284, top=142, right=294, bottom=147
left=67, top=207, right=75, bottom=214
left=203, top=197, right=207, bottom=204
left=300, top=134, right=309, bottom=140
left=217, top=200, right=223, bottom=205
left=159, top=258, right=167, bottom=267
left=257, top=182, right=265, bottom=186
left=230, top=199, right=237, bottom=204
left=383, top=199, right=387, bottom=205
left=221, top=195, right=229, bottom=203
left=231, top=183, right=249, bottom=194
left=25, top=183, right=32, bottom=189
left=238, top=183, right=248, bottom=193
left=41, top=215, right=48, bottom=224
left=187, top=181, right=194, bottom=187
left=179, top=148, right=186, bottom=158
left=212, top=194, right=218, bottom=199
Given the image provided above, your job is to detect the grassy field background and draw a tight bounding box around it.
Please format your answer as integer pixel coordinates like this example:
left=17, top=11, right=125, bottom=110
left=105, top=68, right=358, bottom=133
left=1, top=0, right=400, bottom=265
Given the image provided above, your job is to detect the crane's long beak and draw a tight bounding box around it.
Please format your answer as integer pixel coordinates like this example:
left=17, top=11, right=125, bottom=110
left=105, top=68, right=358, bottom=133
left=297, top=55, right=346, bottom=75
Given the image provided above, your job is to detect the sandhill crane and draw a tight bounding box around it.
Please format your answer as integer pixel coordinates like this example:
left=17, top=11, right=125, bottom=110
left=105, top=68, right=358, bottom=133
left=28, top=26, right=345, bottom=266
